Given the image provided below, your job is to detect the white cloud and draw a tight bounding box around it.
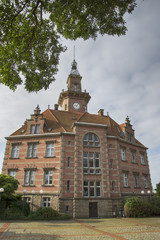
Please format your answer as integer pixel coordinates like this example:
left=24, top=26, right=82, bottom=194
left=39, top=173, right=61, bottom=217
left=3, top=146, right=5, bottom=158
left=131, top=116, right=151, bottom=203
left=0, top=0, right=160, bottom=188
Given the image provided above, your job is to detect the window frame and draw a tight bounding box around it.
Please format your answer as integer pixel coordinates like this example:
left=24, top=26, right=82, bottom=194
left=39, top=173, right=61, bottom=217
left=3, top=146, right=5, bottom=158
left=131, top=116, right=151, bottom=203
left=46, top=143, right=54, bottom=157
left=83, top=181, right=101, bottom=198
left=83, top=133, right=100, bottom=147
left=123, top=172, right=129, bottom=187
left=121, top=148, right=126, bottom=161
left=43, top=197, right=51, bottom=207
left=44, top=169, right=53, bottom=185
left=133, top=173, right=140, bottom=188
left=30, top=124, right=40, bottom=134
left=8, top=170, right=17, bottom=179
left=24, top=169, right=35, bottom=186
left=83, top=152, right=101, bottom=174
left=27, top=143, right=37, bottom=158
left=131, top=150, right=137, bottom=163
left=11, top=144, right=20, bottom=158
left=140, top=153, right=145, bottom=165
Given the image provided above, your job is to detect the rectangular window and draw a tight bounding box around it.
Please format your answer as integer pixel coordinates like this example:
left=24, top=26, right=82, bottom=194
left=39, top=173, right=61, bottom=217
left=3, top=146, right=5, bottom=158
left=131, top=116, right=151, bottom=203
left=11, top=144, right=19, bottom=158
left=83, top=181, right=101, bottom=197
left=110, top=159, right=114, bottom=169
left=67, top=157, right=70, bottom=168
left=66, top=205, right=69, bottom=212
left=83, top=153, right=88, bottom=167
left=96, top=182, right=101, bottom=197
left=83, top=152, right=100, bottom=174
left=140, top=153, right=145, bottom=164
left=44, top=170, right=53, bottom=185
left=8, top=170, right=16, bottom=179
left=67, top=180, right=70, bottom=192
left=27, top=144, right=37, bottom=158
left=133, top=174, right=140, bottom=188
left=131, top=150, right=136, bottom=163
left=83, top=181, right=89, bottom=197
left=123, top=172, right=129, bottom=187
left=30, top=124, right=40, bottom=134
left=121, top=148, right=126, bottom=161
left=46, top=143, right=54, bottom=157
left=24, top=170, right=35, bottom=185
left=90, top=181, right=95, bottom=197
left=143, top=175, right=148, bottom=188
left=111, top=181, right=115, bottom=191
left=43, top=197, right=51, bottom=207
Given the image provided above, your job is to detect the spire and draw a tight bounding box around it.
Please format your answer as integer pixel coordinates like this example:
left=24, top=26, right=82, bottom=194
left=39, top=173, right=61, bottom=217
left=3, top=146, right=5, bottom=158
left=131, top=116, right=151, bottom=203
left=70, top=46, right=80, bottom=76
left=125, top=115, right=131, bottom=125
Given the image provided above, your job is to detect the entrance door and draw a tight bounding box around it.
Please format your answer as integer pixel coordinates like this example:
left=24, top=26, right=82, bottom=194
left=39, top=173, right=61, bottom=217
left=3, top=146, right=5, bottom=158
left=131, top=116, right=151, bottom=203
left=89, top=202, right=98, bottom=218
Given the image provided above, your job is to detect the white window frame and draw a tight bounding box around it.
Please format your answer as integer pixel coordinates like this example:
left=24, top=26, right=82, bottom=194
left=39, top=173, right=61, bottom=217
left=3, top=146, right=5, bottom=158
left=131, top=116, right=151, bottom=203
left=27, top=143, right=37, bottom=158
left=24, top=170, right=35, bottom=186
left=8, top=170, right=16, bottom=179
left=143, top=175, right=148, bottom=188
left=44, top=170, right=53, bottom=185
left=11, top=144, right=19, bottom=158
left=46, top=143, right=54, bottom=157
left=83, top=133, right=100, bottom=147
left=43, top=197, right=51, bottom=207
left=121, top=148, right=126, bottom=161
left=123, top=172, right=129, bottom=187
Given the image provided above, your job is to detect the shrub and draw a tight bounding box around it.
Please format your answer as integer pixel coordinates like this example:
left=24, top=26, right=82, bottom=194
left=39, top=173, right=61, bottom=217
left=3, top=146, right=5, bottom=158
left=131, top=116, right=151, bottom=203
left=124, top=197, right=153, bottom=217
left=3, top=207, right=24, bottom=220
left=149, top=196, right=160, bottom=216
left=30, top=207, right=60, bottom=220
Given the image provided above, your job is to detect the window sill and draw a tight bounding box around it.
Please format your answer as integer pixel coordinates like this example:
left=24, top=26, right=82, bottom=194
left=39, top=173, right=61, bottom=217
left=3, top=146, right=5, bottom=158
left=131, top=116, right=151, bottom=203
left=121, top=159, right=127, bottom=162
left=26, top=157, right=38, bottom=159
left=131, top=161, right=138, bottom=164
left=9, top=158, right=20, bottom=159
left=22, top=185, right=36, bottom=187
left=42, top=184, right=54, bottom=187
left=123, top=186, right=130, bottom=188
left=44, top=156, right=56, bottom=158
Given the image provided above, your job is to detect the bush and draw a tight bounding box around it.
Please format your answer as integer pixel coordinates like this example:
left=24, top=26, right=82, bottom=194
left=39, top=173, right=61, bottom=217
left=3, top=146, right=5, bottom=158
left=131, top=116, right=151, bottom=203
left=149, top=196, right=160, bottom=216
left=2, top=200, right=30, bottom=219
left=30, top=207, right=60, bottom=220
left=124, top=197, right=153, bottom=217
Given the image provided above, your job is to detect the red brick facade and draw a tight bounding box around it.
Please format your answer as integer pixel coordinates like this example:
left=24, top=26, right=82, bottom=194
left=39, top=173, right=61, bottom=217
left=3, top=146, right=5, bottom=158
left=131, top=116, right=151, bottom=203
left=2, top=61, right=152, bottom=218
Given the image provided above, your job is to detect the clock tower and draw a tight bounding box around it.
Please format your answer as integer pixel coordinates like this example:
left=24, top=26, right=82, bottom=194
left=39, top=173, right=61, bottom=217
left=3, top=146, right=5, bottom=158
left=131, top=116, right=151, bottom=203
left=58, top=60, right=91, bottom=112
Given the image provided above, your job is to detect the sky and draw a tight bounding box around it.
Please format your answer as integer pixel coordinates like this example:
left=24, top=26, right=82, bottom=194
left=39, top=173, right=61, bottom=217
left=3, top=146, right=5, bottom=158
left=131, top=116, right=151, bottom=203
left=0, top=0, right=160, bottom=189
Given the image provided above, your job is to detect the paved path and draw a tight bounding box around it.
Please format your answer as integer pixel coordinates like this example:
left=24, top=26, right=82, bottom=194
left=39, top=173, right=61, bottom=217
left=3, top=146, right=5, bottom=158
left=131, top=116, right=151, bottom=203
left=0, top=218, right=160, bottom=240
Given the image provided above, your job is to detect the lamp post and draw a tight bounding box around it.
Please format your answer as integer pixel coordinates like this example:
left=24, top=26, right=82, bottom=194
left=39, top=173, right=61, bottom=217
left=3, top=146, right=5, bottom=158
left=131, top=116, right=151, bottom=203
left=0, top=188, right=4, bottom=202
left=32, top=190, right=35, bottom=212
left=141, top=190, right=144, bottom=200
left=22, top=189, right=27, bottom=214
left=40, top=190, right=43, bottom=208
left=0, top=188, right=4, bottom=214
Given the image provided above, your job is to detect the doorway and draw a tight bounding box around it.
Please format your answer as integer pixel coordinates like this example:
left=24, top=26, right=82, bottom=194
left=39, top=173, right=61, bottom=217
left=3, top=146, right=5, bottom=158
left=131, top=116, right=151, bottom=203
left=89, top=202, right=98, bottom=218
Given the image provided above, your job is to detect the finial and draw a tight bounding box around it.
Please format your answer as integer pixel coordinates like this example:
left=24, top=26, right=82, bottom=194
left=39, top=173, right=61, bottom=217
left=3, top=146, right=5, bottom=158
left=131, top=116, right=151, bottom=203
left=34, top=105, right=41, bottom=115
left=70, top=47, right=80, bottom=76
left=125, top=115, right=130, bottom=125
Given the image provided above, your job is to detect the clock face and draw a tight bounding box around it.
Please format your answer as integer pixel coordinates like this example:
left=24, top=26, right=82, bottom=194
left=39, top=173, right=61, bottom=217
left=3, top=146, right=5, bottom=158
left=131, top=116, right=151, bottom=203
left=73, top=102, right=80, bottom=110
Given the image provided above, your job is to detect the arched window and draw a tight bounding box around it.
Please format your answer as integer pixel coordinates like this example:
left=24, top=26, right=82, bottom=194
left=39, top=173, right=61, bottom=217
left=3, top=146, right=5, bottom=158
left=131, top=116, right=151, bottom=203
left=83, top=133, right=100, bottom=147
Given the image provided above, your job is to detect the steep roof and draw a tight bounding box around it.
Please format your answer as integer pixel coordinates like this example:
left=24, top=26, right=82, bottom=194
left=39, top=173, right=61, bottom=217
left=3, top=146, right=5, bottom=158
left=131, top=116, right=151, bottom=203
left=9, top=109, right=145, bottom=148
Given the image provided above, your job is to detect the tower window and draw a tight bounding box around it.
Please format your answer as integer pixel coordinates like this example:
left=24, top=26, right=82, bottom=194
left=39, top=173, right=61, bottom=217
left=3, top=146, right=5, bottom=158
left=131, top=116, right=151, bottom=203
left=73, top=83, right=78, bottom=91
left=30, top=124, right=40, bottom=134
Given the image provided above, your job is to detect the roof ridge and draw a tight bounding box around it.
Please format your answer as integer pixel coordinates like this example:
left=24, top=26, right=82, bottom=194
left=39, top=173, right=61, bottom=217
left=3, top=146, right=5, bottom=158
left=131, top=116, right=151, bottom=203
left=47, top=109, right=67, bottom=132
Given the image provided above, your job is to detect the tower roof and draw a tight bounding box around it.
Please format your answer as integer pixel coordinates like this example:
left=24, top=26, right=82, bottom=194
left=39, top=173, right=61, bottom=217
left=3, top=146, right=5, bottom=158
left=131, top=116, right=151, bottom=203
left=70, top=59, right=80, bottom=76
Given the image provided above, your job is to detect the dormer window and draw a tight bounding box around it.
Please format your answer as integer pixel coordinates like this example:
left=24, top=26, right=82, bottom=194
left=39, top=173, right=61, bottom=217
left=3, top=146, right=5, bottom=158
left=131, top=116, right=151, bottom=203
left=30, top=124, right=40, bottom=134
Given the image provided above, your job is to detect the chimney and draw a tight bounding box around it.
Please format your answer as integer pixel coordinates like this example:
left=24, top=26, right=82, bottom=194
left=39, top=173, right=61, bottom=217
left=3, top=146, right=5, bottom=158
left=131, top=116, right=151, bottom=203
left=54, top=104, right=59, bottom=110
left=98, top=109, right=104, bottom=116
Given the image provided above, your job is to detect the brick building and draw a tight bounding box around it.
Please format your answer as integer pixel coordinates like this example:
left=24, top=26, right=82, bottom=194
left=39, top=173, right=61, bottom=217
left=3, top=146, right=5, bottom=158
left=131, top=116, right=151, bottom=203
left=2, top=60, right=152, bottom=218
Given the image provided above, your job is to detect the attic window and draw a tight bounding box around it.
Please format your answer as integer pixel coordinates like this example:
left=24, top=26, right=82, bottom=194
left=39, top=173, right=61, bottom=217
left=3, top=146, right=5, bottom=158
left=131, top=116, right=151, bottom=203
left=21, top=129, right=25, bottom=133
left=30, top=124, right=40, bottom=134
